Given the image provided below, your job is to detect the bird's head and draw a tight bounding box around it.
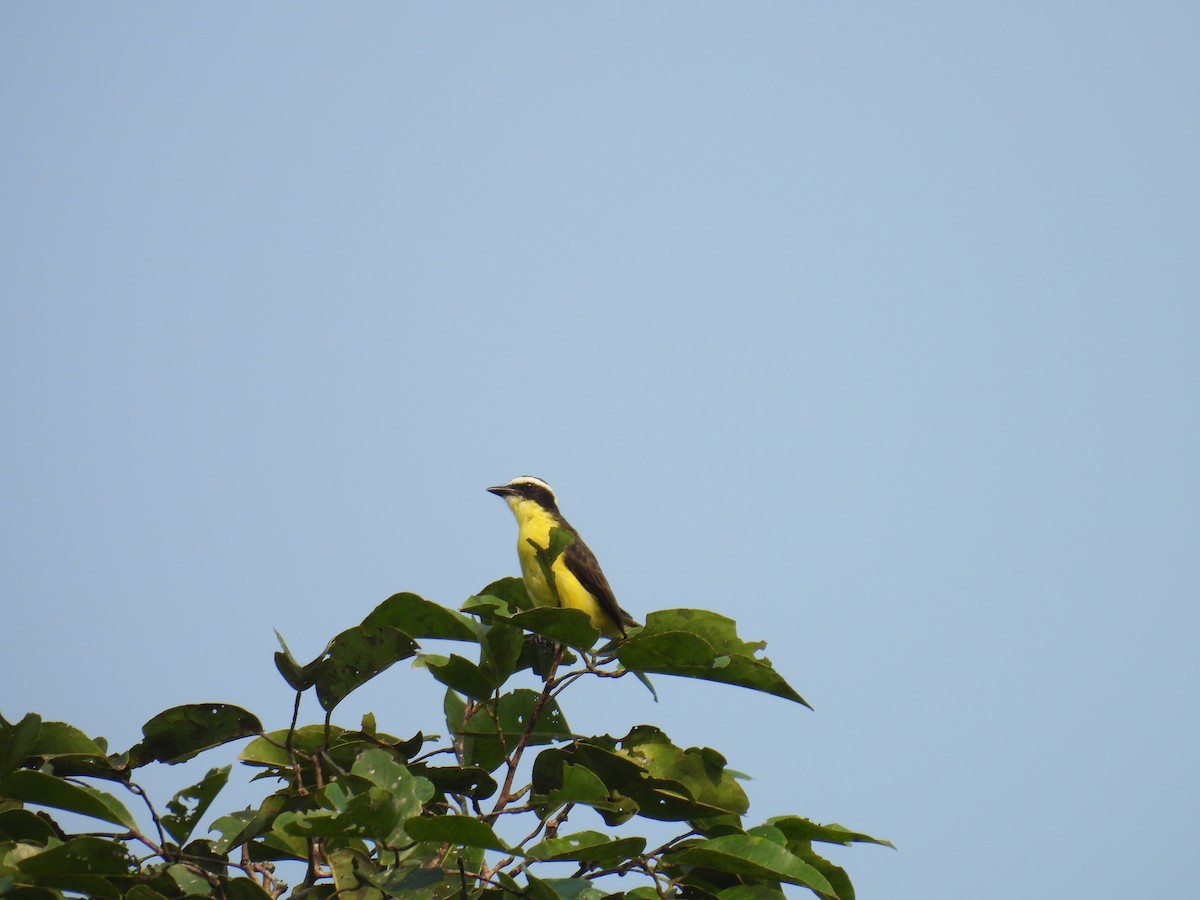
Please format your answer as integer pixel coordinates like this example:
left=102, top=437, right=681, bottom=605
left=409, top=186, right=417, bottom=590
left=487, top=475, right=560, bottom=515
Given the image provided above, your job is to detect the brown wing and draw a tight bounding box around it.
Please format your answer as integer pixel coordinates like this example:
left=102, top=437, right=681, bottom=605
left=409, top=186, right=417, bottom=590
left=559, top=521, right=639, bottom=637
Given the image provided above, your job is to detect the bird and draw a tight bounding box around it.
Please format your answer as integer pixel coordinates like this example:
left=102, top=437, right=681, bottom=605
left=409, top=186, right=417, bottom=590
left=487, top=476, right=639, bottom=640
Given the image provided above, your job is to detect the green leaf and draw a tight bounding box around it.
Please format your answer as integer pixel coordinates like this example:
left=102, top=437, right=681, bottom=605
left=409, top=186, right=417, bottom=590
left=542, top=527, right=575, bottom=567
left=424, top=654, right=496, bottom=702
left=443, top=690, right=467, bottom=739
left=457, top=689, right=571, bottom=743
left=129, top=704, right=263, bottom=766
left=509, top=607, right=601, bottom=650
left=790, top=846, right=856, bottom=900
left=517, top=633, right=578, bottom=679
left=162, top=765, right=230, bottom=846
left=239, top=723, right=347, bottom=770
left=16, top=836, right=129, bottom=877
left=480, top=622, right=525, bottom=687
left=168, top=862, right=212, bottom=895
left=618, top=610, right=811, bottom=707
left=0, top=770, right=135, bottom=829
left=352, top=747, right=430, bottom=796
left=276, top=750, right=434, bottom=849
left=451, top=688, right=572, bottom=773
left=670, top=834, right=836, bottom=895
left=717, top=887, right=788, bottom=900
left=273, top=630, right=318, bottom=691
left=526, top=830, right=647, bottom=865
left=28, top=722, right=107, bottom=760
left=0, top=713, right=41, bottom=778
left=125, top=886, right=172, bottom=900
left=327, top=847, right=382, bottom=900
left=531, top=738, right=737, bottom=824
left=464, top=577, right=534, bottom=619
left=413, top=763, right=497, bottom=801
left=363, top=592, right=480, bottom=642
left=525, top=527, right=576, bottom=607
left=367, top=862, right=447, bottom=899
left=0, top=808, right=59, bottom=844
left=538, top=761, right=610, bottom=810
left=316, top=625, right=419, bottom=712
left=524, top=873, right=602, bottom=900
left=210, top=792, right=292, bottom=854
left=20, top=722, right=127, bottom=783
left=769, top=816, right=894, bottom=849
left=622, top=726, right=749, bottom=816
left=219, top=876, right=276, bottom=900
left=404, top=815, right=509, bottom=851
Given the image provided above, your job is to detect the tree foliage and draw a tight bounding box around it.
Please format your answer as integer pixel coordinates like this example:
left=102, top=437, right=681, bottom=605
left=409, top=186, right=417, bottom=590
left=0, top=577, right=889, bottom=898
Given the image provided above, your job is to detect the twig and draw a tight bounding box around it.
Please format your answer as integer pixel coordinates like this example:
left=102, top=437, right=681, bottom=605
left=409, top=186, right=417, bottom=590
left=124, top=782, right=166, bottom=849
left=484, top=643, right=564, bottom=825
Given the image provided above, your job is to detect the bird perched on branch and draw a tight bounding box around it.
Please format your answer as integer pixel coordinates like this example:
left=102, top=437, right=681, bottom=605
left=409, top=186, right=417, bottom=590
left=487, top=475, right=639, bottom=640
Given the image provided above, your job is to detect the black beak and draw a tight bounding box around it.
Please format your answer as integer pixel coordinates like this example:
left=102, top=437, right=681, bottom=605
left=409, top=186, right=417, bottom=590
left=487, top=485, right=514, bottom=497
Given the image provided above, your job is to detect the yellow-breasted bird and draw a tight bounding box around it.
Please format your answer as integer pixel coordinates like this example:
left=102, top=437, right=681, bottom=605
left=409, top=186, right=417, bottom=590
left=487, top=476, right=639, bottom=640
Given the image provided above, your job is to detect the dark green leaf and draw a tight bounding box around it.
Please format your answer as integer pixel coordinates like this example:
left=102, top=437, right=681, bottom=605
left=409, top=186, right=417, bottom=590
left=618, top=610, right=811, bottom=707
left=464, top=577, right=534, bottom=619
left=239, top=723, right=347, bottom=770
left=327, top=847, right=380, bottom=899
left=532, top=739, right=736, bottom=824
left=162, top=765, right=230, bottom=846
left=277, top=749, right=432, bottom=848
left=481, top=622, right=525, bottom=686
left=28, top=721, right=107, bottom=760
left=425, top=654, right=496, bottom=702
left=414, top=763, right=497, bottom=800
left=670, top=835, right=835, bottom=894
left=526, top=874, right=601, bottom=900
left=517, top=633, right=578, bottom=679
left=451, top=688, right=572, bottom=773
left=0, top=712, right=41, bottom=778
left=219, top=876, right=276, bottom=900
left=717, top=887, right=788, bottom=900
left=769, top=816, right=894, bottom=849
left=509, top=607, right=601, bottom=650
left=443, top=687, right=468, bottom=739
left=622, top=726, right=748, bottom=816
left=791, top=846, right=856, bottom=900
left=180, top=837, right=228, bottom=876
left=522, top=870, right=560, bottom=900
left=363, top=592, right=480, bottom=642
left=456, top=689, right=571, bottom=744
left=0, top=808, right=58, bottom=843
left=0, top=770, right=135, bottom=829
left=368, top=862, right=447, bottom=899
left=273, top=630, right=316, bottom=691
left=129, top=704, right=263, bottom=766
left=404, top=815, right=508, bottom=851
left=315, top=625, right=419, bottom=712
left=167, top=863, right=212, bottom=895
left=125, top=886, right=172, bottom=900
left=276, top=790, right=393, bottom=843
left=16, top=836, right=130, bottom=876
left=526, top=830, right=647, bottom=865
left=211, top=792, right=292, bottom=854
left=537, top=761, right=610, bottom=810
left=352, top=748, right=434, bottom=801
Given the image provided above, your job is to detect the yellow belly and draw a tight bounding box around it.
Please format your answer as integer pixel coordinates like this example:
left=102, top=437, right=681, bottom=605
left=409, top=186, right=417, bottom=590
left=514, top=512, right=619, bottom=638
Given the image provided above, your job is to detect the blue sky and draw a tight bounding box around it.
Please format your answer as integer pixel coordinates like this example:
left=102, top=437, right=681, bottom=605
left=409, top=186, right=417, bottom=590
left=2, top=4, right=1197, bottom=898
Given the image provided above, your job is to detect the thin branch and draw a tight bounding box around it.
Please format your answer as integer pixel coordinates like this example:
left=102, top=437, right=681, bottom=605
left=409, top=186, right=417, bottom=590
left=124, top=781, right=166, bottom=849
left=411, top=746, right=458, bottom=764
left=484, top=643, right=564, bottom=825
